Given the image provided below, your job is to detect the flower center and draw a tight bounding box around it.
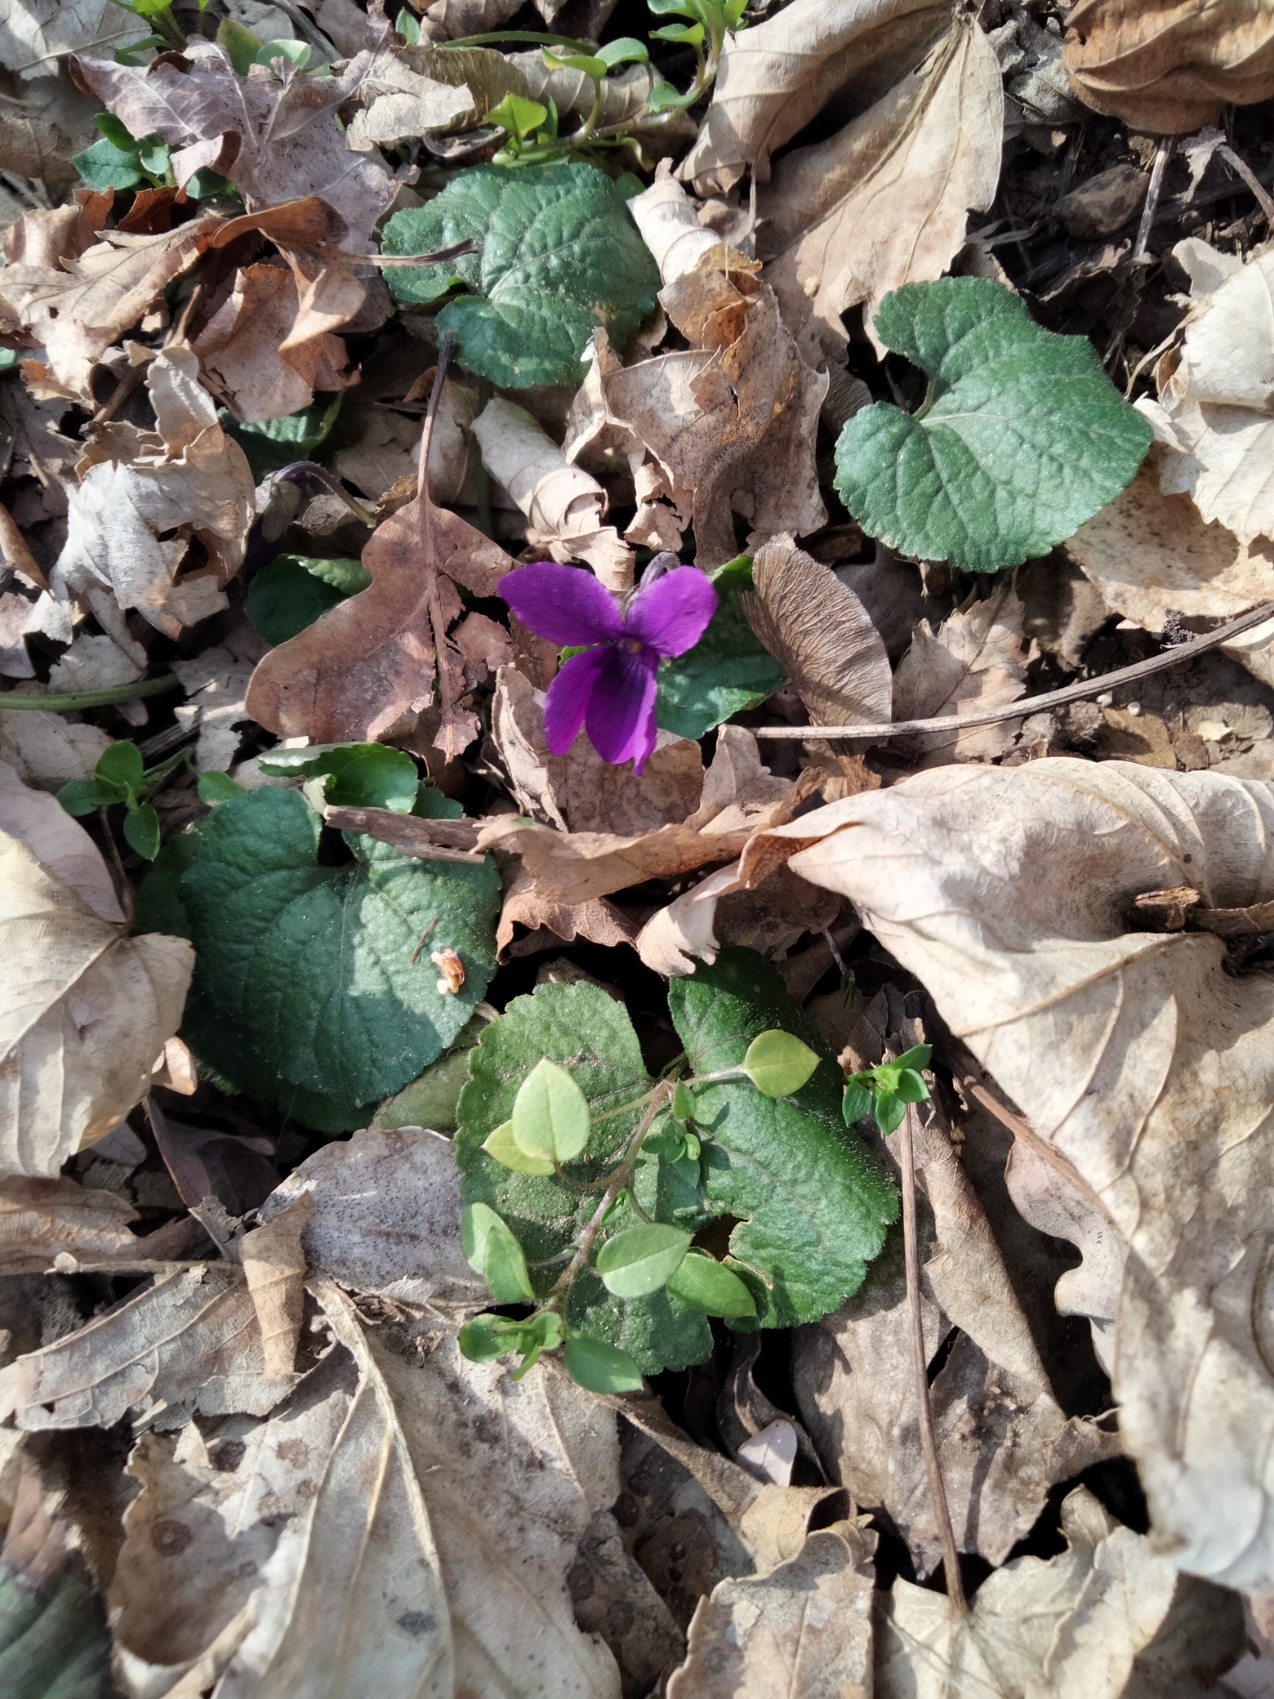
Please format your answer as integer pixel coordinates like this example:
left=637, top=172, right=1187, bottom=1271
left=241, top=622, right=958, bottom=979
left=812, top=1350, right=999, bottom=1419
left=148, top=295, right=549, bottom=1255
left=625, top=636, right=645, bottom=654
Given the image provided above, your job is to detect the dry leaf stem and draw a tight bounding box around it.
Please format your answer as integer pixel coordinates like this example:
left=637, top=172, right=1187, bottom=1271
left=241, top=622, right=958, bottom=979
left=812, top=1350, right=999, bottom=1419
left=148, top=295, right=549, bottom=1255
left=899, top=1101, right=967, bottom=1614
left=751, top=599, right=1274, bottom=741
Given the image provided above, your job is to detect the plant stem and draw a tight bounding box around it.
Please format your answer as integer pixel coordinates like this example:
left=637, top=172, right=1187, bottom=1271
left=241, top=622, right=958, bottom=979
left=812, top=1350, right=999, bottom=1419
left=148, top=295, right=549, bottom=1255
left=441, top=29, right=602, bottom=51
left=0, top=674, right=182, bottom=712
left=898, top=1101, right=967, bottom=1615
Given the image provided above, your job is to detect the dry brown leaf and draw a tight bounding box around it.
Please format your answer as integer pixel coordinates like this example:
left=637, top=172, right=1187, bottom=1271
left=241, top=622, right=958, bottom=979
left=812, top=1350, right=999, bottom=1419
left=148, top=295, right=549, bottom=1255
left=51, top=344, right=254, bottom=637
left=891, top=584, right=1028, bottom=764
left=0, top=212, right=214, bottom=397
left=171, top=623, right=265, bottom=772
left=0, top=1174, right=137, bottom=1274
left=0, top=1264, right=297, bottom=1428
left=245, top=438, right=514, bottom=758
left=346, top=47, right=473, bottom=148
left=597, top=222, right=826, bottom=566
left=1063, top=0, right=1274, bottom=134
left=0, top=0, right=146, bottom=78
left=742, top=532, right=892, bottom=731
left=1137, top=240, right=1274, bottom=549
left=471, top=397, right=633, bottom=590
left=876, top=1485, right=1245, bottom=1697
left=636, top=857, right=838, bottom=977
left=259, top=1124, right=487, bottom=1313
left=758, top=15, right=1004, bottom=364
left=1066, top=445, right=1274, bottom=630
left=481, top=725, right=797, bottom=904
left=496, top=865, right=641, bottom=959
left=0, top=761, right=192, bottom=1178
left=239, top=1192, right=315, bottom=1379
left=677, top=0, right=949, bottom=193
left=755, top=759, right=1274, bottom=1590
left=795, top=1109, right=1115, bottom=1576
left=192, top=261, right=357, bottom=424
left=666, top=1523, right=875, bottom=1698
left=493, top=662, right=705, bottom=834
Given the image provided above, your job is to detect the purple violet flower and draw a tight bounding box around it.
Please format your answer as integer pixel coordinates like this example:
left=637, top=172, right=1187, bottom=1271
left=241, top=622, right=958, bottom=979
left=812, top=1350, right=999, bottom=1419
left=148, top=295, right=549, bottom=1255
left=500, top=560, right=718, bottom=774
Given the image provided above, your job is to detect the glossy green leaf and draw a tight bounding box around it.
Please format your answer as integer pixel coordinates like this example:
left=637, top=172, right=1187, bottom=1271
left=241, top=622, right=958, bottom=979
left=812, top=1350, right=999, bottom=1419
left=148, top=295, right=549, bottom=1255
left=541, top=48, right=606, bottom=77
left=666, top=1250, right=756, bottom=1317
left=646, top=80, right=688, bottom=111
left=482, top=1118, right=554, bottom=1175
left=895, top=1067, right=930, bottom=1103
left=462, top=1202, right=535, bottom=1302
left=225, top=395, right=342, bottom=478
left=57, top=777, right=122, bottom=816
left=894, top=1043, right=932, bottom=1072
left=741, top=1028, right=820, bottom=1097
left=874, top=1092, right=906, bottom=1134
left=246, top=557, right=351, bottom=646
left=122, top=802, right=161, bottom=860
left=258, top=742, right=420, bottom=813
left=96, top=740, right=145, bottom=791
left=73, top=135, right=143, bottom=189
left=655, top=555, right=784, bottom=739
left=457, top=1312, right=515, bottom=1362
left=563, top=1333, right=644, bottom=1393
left=486, top=92, right=549, bottom=140
left=650, top=21, right=704, bottom=44
left=671, top=1080, right=696, bottom=1121
left=382, top=162, right=661, bottom=387
left=597, top=36, right=648, bottom=65
left=842, top=1079, right=873, bottom=1125
left=834, top=277, right=1153, bottom=571
left=595, top=1223, right=691, bottom=1298
left=512, top=1057, right=591, bottom=1162
left=255, top=37, right=311, bottom=69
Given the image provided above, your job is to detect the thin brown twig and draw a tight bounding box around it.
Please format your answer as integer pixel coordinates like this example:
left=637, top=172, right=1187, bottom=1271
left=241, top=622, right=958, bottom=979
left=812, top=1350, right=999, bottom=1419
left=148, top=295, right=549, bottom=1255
left=751, top=600, right=1274, bottom=741
left=1134, top=135, right=1174, bottom=261
left=899, top=1101, right=967, bottom=1615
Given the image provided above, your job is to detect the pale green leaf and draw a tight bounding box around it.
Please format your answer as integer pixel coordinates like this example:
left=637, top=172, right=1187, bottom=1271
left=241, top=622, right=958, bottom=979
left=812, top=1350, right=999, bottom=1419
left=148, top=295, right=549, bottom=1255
left=462, top=1202, right=534, bottom=1302
left=666, top=1250, right=756, bottom=1318
left=741, top=1028, right=820, bottom=1097
left=483, top=1118, right=554, bottom=1175
left=512, top=1057, right=591, bottom=1162
left=595, top=1223, right=691, bottom=1298
left=563, top=1334, right=644, bottom=1393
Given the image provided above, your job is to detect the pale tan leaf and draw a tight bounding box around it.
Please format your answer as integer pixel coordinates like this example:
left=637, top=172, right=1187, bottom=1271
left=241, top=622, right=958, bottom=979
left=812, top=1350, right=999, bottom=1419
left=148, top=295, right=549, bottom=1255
left=0, top=1265, right=296, bottom=1428
left=1066, top=445, right=1274, bottom=628
left=239, top=1194, right=315, bottom=1379
left=172, top=626, right=265, bottom=772
left=0, top=1174, right=137, bottom=1274
left=636, top=858, right=838, bottom=977
left=876, top=1485, right=1244, bottom=1698
left=0, top=0, right=145, bottom=77
left=891, top=584, right=1028, bottom=763
left=1137, top=239, right=1274, bottom=547
left=667, top=1524, right=874, bottom=1698
left=755, top=759, right=1274, bottom=1589
left=759, top=15, right=1004, bottom=364
left=346, top=50, right=473, bottom=148
left=678, top=0, right=949, bottom=193
left=1062, top=0, right=1274, bottom=133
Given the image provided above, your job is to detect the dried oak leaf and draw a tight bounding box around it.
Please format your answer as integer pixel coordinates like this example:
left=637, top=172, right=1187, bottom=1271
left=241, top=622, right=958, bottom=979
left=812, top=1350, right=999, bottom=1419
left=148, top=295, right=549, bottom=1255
left=480, top=724, right=798, bottom=905
left=245, top=444, right=514, bottom=758
left=758, top=14, right=1004, bottom=364
left=753, top=758, right=1274, bottom=1592
left=1063, top=0, right=1274, bottom=134
left=677, top=0, right=950, bottom=193
left=0, top=761, right=192, bottom=1179
left=1066, top=444, right=1274, bottom=630
left=1137, top=239, right=1274, bottom=549
left=52, top=344, right=255, bottom=638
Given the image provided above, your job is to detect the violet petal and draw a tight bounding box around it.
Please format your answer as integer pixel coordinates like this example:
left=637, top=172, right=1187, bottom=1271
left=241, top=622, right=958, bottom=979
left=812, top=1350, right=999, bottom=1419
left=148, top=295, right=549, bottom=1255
left=625, top=565, right=718, bottom=658
left=543, top=646, right=610, bottom=755
left=500, top=562, right=623, bottom=646
left=585, top=644, right=659, bottom=769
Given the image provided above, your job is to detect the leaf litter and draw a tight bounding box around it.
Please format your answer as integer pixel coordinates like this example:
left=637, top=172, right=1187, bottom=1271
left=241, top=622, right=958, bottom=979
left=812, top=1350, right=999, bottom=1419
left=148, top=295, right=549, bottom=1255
left=2, top=0, right=1274, bottom=1692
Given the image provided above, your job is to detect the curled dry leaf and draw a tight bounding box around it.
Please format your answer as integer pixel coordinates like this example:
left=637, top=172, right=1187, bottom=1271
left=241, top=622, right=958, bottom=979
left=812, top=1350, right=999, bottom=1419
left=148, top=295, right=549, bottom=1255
left=758, top=14, right=1004, bottom=363
left=261, top=1124, right=488, bottom=1313
left=754, top=758, right=1274, bottom=1590
left=0, top=708, right=110, bottom=789
left=1066, top=445, right=1274, bottom=630
left=890, top=583, right=1028, bottom=764
left=471, top=397, right=633, bottom=591
left=666, top=1523, right=875, bottom=1698
left=0, top=761, right=192, bottom=1178
left=876, top=1485, right=1245, bottom=1697
left=238, top=1191, right=315, bottom=1379
left=795, top=1108, right=1116, bottom=1576
left=172, top=625, right=265, bottom=773
left=345, top=47, right=473, bottom=149
left=0, top=1174, right=137, bottom=1274
left=1063, top=0, right=1274, bottom=133
left=245, top=438, right=514, bottom=759
left=1138, top=239, right=1274, bottom=549
left=600, top=196, right=826, bottom=566
left=636, top=857, right=838, bottom=977
left=481, top=724, right=798, bottom=904
left=678, top=0, right=949, bottom=193
left=52, top=345, right=254, bottom=637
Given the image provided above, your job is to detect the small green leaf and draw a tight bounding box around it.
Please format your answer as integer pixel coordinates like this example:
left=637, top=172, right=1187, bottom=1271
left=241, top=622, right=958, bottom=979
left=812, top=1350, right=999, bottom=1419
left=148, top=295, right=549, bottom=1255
left=93, top=111, right=136, bottom=150
left=462, top=1202, right=535, bottom=1302
left=486, top=92, right=549, bottom=141
left=255, top=37, right=311, bottom=69
left=246, top=557, right=350, bottom=646
left=73, top=135, right=144, bottom=190
left=595, top=1223, right=692, bottom=1298
left=597, top=36, right=649, bottom=65
left=123, top=802, right=161, bottom=860
left=224, top=395, right=343, bottom=478
left=382, top=162, right=661, bottom=388
left=895, top=1068, right=930, bottom=1103
left=258, top=742, right=420, bottom=813
left=217, top=15, right=262, bottom=72
left=512, top=1057, right=591, bottom=1163
left=563, top=1333, right=644, bottom=1393
left=542, top=47, right=607, bottom=77
left=96, top=740, right=145, bottom=791
left=894, top=1043, right=932, bottom=1072
left=842, top=1079, right=873, bottom=1125
left=57, top=777, right=122, bottom=815
left=483, top=1119, right=554, bottom=1175
left=197, top=771, right=244, bottom=805
left=302, top=555, right=371, bottom=594
left=833, top=277, right=1153, bottom=572
left=874, top=1092, right=906, bottom=1134
left=650, top=21, right=704, bottom=44
left=666, top=1250, right=756, bottom=1318
left=395, top=6, right=421, bottom=41
left=741, top=1029, right=820, bottom=1097
left=656, top=556, right=784, bottom=739
left=458, top=1313, right=515, bottom=1362
left=135, top=136, right=170, bottom=180
left=671, top=1080, right=696, bottom=1121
